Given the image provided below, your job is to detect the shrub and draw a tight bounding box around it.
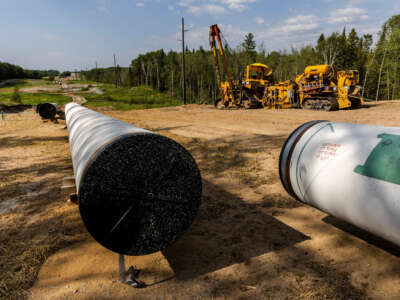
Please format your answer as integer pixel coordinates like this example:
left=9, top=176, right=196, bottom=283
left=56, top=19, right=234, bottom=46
left=106, top=94, right=114, bottom=102
left=11, top=87, right=21, bottom=103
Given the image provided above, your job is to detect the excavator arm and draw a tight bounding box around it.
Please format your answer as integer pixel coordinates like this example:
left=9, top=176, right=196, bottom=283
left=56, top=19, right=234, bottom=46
left=209, top=27, right=222, bottom=89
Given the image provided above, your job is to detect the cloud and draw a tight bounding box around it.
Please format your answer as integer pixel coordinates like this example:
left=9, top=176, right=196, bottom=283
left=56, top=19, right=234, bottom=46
left=179, top=2, right=227, bottom=16
left=168, top=5, right=175, bottom=10
left=48, top=51, right=64, bottom=57
left=42, top=33, right=59, bottom=41
left=177, top=0, right=256, bottom=14
left=254, top=16, right=264, bottom=25
left=255, top=14, right=322, bottom=51
left=136, top=2, right=145, bottom=7
left=328, top=7, right=369, bottom=23
left=177, top=0, right=194, bottom=7
left=96, top=6, right=107, bottom=13
left=349, top=0, right=373, bottom=5
left=394, top=3, right=400, bottom=13
left=182, top=24, right=246, bottom=49
left=281, top=14, right=320, bottom=33
left=220, top=0, right=257, bottom=12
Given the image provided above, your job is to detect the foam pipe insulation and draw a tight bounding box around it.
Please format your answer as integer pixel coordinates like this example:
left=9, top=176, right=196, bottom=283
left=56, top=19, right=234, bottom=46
left=65, top=103, right=202, bottom=255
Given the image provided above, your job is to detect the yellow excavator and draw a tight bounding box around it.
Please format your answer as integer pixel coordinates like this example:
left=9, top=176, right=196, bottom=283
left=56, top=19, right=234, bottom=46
left=209, top=24, right=274, bottom=109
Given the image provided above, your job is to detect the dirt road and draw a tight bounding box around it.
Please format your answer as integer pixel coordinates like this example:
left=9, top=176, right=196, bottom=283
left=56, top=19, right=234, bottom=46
left=1, top=103, right=400, bottom=299
left=70, top=94, right=87, bottom=104
left=19, top=85, right=88, bottom=105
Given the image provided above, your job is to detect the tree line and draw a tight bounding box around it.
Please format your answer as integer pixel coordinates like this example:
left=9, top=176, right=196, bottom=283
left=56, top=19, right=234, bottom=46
left=0, top=61, right=61, bottom=82
left=83, top=15, right=400, bottom=102
left=2, top=15, right=399, bottom=102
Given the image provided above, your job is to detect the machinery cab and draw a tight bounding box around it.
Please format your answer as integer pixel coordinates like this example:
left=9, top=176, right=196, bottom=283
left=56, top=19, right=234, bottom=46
left=241, top=63, right=274, bottom=106
left=243, top=63, right=273, bottom=89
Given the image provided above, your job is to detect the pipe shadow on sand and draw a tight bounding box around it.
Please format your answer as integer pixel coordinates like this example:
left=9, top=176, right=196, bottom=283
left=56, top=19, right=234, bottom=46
left=162, top=179, right=310, bottom=280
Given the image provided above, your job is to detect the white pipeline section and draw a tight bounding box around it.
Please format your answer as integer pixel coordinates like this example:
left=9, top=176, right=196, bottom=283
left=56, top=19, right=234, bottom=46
left=280, top=121, right=400, bottom=246
left=64, top=103, right=202, bottom=255
left=65, top=103, right=150, bottom=191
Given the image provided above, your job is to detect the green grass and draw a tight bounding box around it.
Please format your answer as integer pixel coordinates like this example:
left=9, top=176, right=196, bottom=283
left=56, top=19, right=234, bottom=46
left=0, top=79, right=55, bottom=93
left=81, top=84, right=182, bottom=110
left=0, top=92, right=71, bottom=106
left=0, top=79, right=184, bottom=110
left=0, top=80, right=32, bottom=91
left=66, top=80, right=97, bottom=85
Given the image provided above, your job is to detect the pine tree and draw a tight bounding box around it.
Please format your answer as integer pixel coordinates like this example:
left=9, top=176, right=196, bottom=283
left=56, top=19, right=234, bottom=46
left=242, top=33, right=257, bottom=64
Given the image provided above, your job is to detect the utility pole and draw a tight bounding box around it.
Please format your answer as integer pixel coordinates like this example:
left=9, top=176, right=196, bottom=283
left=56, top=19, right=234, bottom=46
left=114, top=54, right=118, bottom=88
left=181, top=17, right=186, bottom=105
left=95, top=61, right=98, bottom=82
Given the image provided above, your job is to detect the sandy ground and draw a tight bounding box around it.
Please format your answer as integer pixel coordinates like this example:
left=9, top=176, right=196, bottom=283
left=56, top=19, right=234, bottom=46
left=70, top=95, right=87, bottom=105
left=1, top=103, right=400, bottom=299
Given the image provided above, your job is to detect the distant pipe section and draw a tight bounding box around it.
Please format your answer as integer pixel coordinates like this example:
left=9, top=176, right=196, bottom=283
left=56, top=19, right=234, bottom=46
left=37, top=103, right=59, bottom=119
left=65, top=103, right=202, bottom=255
left=280, top=121, right=400, bottom=246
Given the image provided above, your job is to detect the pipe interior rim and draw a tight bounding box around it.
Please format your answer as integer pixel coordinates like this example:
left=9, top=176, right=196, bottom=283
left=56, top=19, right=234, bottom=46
left=279, top=120, right=327, bottom=200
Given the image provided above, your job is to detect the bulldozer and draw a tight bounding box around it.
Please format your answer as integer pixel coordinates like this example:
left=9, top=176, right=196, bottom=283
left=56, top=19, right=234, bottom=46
left=209, top=24, right=274, bottom=109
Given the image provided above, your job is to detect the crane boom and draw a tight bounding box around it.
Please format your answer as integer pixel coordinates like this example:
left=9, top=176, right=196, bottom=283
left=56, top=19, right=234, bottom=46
left=209, top=24, right=237, bottom=103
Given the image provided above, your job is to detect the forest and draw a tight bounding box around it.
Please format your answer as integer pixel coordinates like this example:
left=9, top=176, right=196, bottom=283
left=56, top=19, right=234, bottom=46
left=82, top=14, right=400, bottom=103
left=0, top=62, right=60, bottom=82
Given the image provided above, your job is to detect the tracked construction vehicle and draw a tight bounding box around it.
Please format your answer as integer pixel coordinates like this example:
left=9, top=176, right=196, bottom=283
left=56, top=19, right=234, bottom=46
left=209, top=23, right=364, bottom=111
left=263, top=65, right=364, bottom=111
left=209, top=24, right=274, bottom=109
left=295, top=65, right=363, bottom=111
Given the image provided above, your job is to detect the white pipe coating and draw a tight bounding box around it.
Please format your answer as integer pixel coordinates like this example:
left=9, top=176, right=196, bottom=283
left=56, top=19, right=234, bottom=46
left=280, top=121, right=400, bottom=246
left=65, top=102, right=151, bottom=192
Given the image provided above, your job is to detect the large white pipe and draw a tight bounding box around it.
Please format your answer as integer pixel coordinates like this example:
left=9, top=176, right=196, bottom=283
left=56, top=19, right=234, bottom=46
left=65, top=103, right=202, bottom=255
left=280, top=121, right=400, bottom=246
left=66, top=103, right=150, bottom=189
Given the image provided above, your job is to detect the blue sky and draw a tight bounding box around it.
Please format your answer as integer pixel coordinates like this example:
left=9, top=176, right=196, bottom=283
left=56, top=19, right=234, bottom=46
left=1, top=0, right=399, bottom=71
